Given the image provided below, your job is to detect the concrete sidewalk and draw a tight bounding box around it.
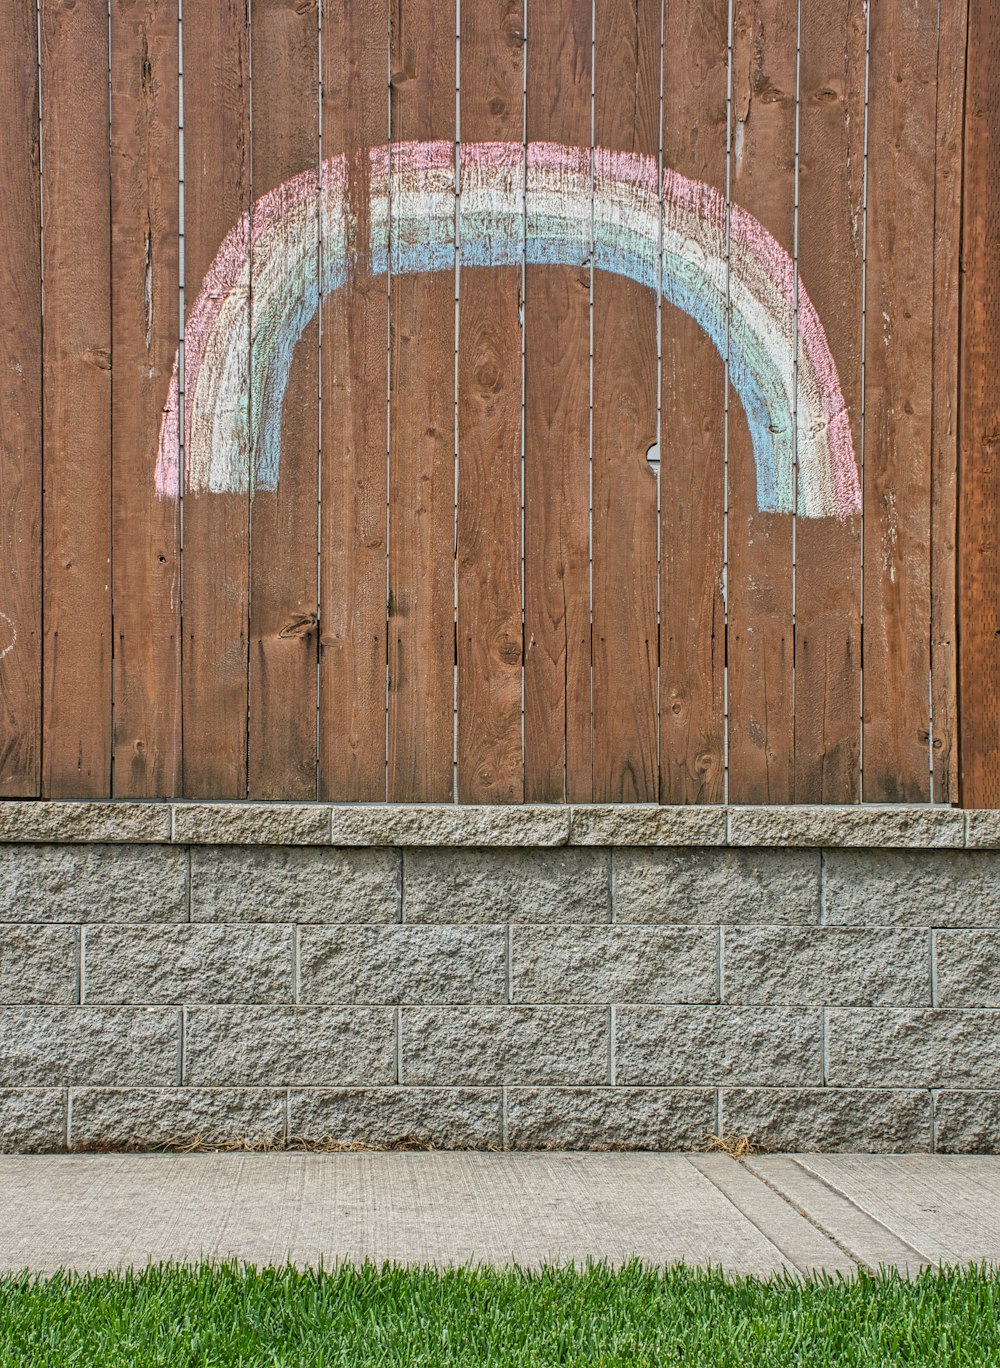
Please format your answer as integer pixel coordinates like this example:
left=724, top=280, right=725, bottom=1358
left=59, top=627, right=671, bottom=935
left=1, top=1152, right=998, bottom=1278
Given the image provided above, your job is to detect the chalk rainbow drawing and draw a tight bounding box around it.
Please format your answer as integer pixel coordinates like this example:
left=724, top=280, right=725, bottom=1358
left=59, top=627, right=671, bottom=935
left=156, top=140, right=861, bottom=520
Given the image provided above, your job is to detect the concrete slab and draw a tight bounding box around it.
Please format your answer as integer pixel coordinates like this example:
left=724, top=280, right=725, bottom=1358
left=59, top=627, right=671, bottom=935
left=0, top=1152, right=997, bottom=1278
left=787, top=1155, right=1000, bottom=1267
left=0, top=1152, right=818, bottom=1277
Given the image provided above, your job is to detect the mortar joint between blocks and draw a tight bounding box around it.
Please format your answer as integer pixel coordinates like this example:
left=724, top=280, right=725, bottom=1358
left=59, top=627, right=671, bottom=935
left=930, top=929, right=938, bottom=1007
left=186, top=846, right=193, bottom=921
left=292, top=925, right=301, bottom=1004
left=818, top=848, right=826, bottom=924
left=397, top=848, right=405, bottom=923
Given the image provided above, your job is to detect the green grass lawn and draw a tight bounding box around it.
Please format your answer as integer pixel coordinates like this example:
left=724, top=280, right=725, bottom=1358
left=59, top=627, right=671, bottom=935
left=0, top=1260, right=996, bottom=1366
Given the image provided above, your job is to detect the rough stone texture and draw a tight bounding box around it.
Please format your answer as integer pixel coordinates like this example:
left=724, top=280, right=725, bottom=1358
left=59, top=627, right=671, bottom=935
left=172, top=805, right=330, bottom=846
left=0, top=1089, right=66, bottom=1153
left=513, top=926, right=717, bottom=1003
left=613, top=848, right=820, bottom=924
left=0, top=1008, right=179, bottom=1087
left=723, top=1088, right=932, bottom=1152
left=0, top=803, right=171, bottom=844
left=69, top=1088, right=286, bottom=1151
left=723, top=928, right=931, bottom=1006
left=401, top=1007, right=608, bottom=1086
left=329, top=806, right=570, bottom=847
left=83, top=925, right=294, bottom=1005
left=729, top=806, right=965, bottom=849
left=827, top=1008, right=1000, bottom=1089
left=300, top=926, right=507, bottom=1005
left=934, top=932, right=1000, bottom=1007
left=0, top=844, right=188, bottom=923
left=934, top=1091, right=1000, bottom=1153
left=191, top=846, right=400, bottom=924
left=965, top=811, right=1000, bottom=848
left=289, top=1088, right=503, bottom=1148
left=0, top=828, right=998, bottom=1153
left=615, top=1006, right=822, bottom=1086
left=403, top=848, right=609, bottom=924
left=0, top=926, right=78, bottom=1005
left=505, top=1088, right=716, bottom=1150
left=569, top=806, right=726, bottom=847
left=823, top=850, right=1000, bottom=926
left=184, top=1007, right=396, bottom=1086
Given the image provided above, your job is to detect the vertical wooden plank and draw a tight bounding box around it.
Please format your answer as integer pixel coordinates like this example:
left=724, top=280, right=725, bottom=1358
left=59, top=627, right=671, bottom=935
left=524, top=0, right=593, bottom=802
left=319, top=0, right=389, bottom=802
left=862, top=0, right=937, bottom=801
left=792, top=0, right=865, bottom=802
left=110, top=0, right=181, bottom=797
left=41, top=0, right=112, bottom=797
left=181, top=0, right=251, bottom=797
left=591, top=0, right=660, bottom=803
left=0, top=1, right=42, bottom=796
left=930, top=0, right=968, bottom=803
left=726, top=0, right=797, bottom=804
left=247, top=0, right=319, bottom=799
left=660, top=0, right=728, bottom=804
left=455, top=0, right=524, bottom=804
left=959, top=0, right=1000, bottom=807
left=387, top=0, right=456, bottom=801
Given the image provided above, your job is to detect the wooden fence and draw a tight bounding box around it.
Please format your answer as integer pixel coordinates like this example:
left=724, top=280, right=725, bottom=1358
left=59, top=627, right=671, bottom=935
left=0, top=0, right=996, bottom=806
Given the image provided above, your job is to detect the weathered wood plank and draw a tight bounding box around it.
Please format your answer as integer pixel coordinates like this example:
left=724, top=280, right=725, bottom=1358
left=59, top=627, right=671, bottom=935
left=319, top=0, right=390, bottom=802
left=456, top=0, right=524, bottom=803
left=40, top=0, right=112, bottom=797
left=523, top=0, right=593, bottom=802
left=386, top=0, right=457, bottom=802
left=930, top=0, right=968, bottom=803
left=862, top=0, right=937, bottom=801
left=0, top=0, right=42, bottom=796
left=726, top=0, right=797, bottom=804
left=247, top=0, right=319, bottom=799
left=110, top=0, right=181, bottom=797
left=591, top=0, right=660, bottom=803
left=792, top=0, right=865, bottom=803
left=958, top=0, right=1000, bottom=807
left=181, top=0, right=252, bottom=797
left=660, top=0, right=728, bottom=805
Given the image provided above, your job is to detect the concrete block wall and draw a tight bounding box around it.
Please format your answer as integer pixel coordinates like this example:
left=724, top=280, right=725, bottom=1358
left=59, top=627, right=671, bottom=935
left=1, top=801, right=999, bottom=1154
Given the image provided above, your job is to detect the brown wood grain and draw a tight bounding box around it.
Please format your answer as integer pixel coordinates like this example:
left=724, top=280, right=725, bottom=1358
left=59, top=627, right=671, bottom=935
left=958, top=0, right=1000, bottom=807
left=863, top=0, right=937, bottom=802
left=247, top=0, right=319, bottom=799
left=660, top=0, right=728, bottom=805
left=726, top=0, right=797, bottom=804
left=0, top=0, right=42, bottom=797
left=319, top=0, right=390, bottom=802
left=40, top=0, right=112, bottom=798
left=110, top=0, right=181, bottom=798
left=591, top=0, right=659, bottom=803
left=930, top=0, right=968, bottom=803
left=181, top=0, right=252, bottom=797
left=387, top=0, right=457, bottom=802
left=524, top=0, right=593, bottom=802
left=456, top=0, right=524, bottom=803
left=792, top=0, right=865, bottom=803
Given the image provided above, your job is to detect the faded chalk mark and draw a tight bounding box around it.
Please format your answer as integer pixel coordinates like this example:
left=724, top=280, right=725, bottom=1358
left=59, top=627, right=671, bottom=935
left=157, top=140, right=861, bottom=520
